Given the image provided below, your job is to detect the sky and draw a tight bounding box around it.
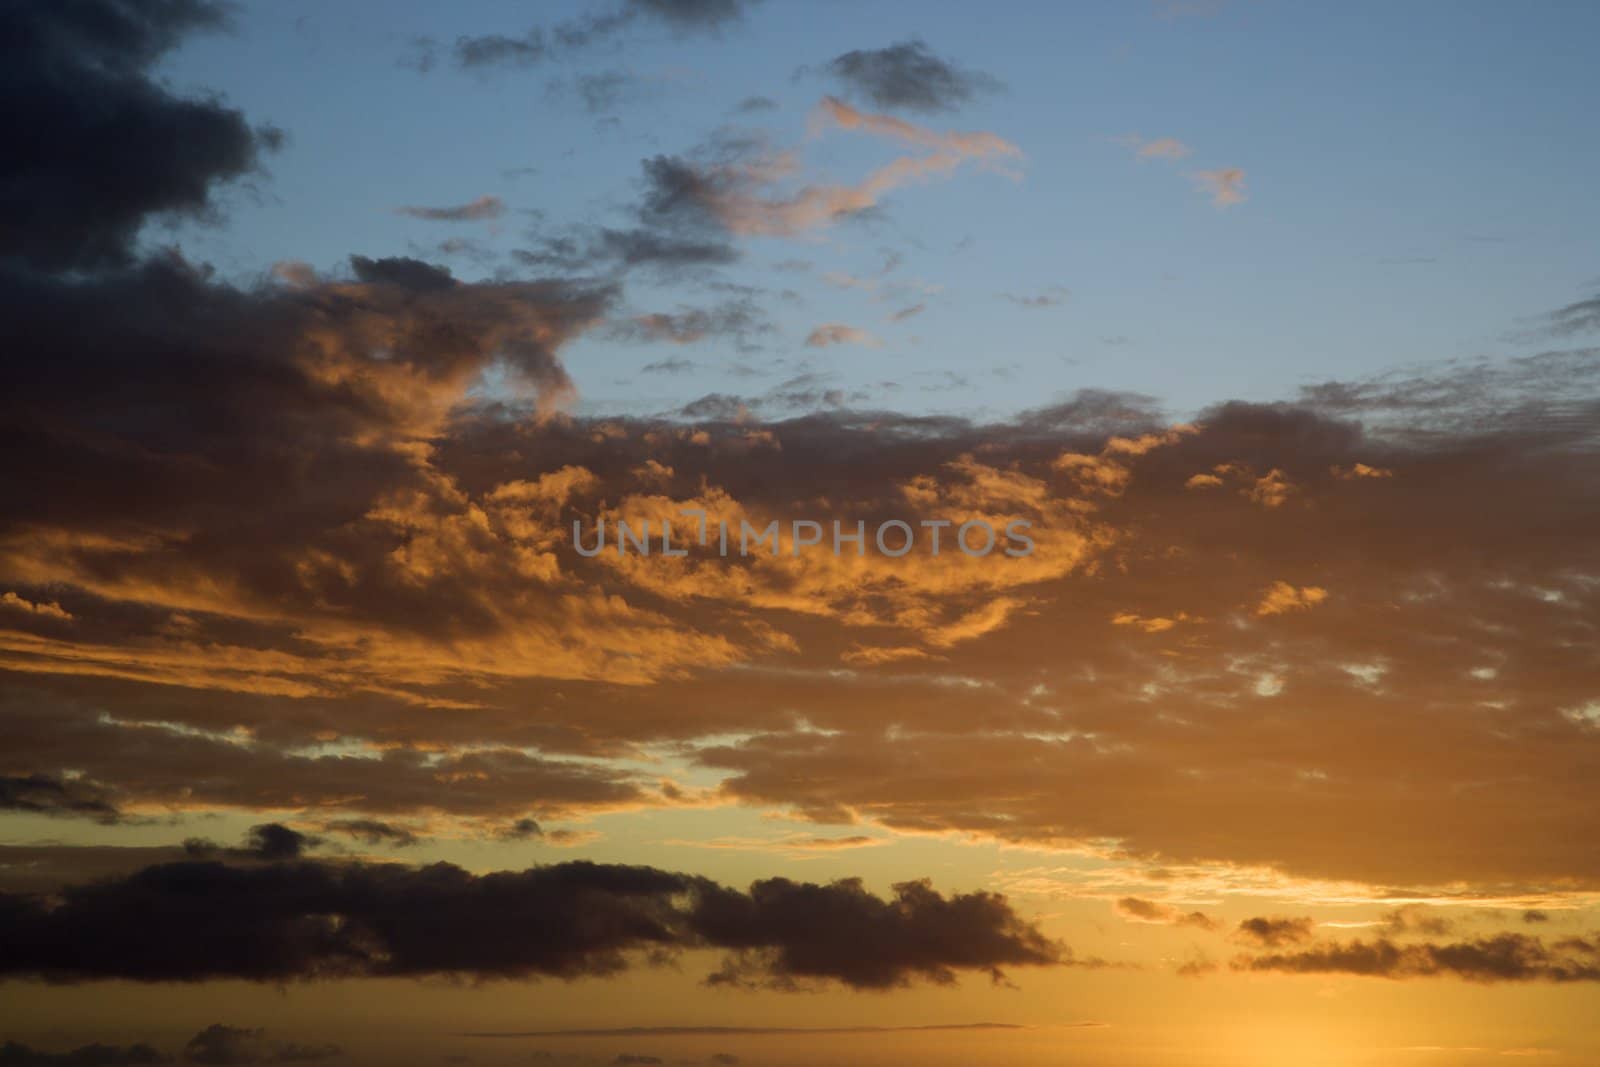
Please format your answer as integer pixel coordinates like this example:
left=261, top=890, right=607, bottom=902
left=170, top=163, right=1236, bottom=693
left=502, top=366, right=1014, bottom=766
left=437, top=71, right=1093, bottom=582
left=1, top=2, right=1599, bottom=1066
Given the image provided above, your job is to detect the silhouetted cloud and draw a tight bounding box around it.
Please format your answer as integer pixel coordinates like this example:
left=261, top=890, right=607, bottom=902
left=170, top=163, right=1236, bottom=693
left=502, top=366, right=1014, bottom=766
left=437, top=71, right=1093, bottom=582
left=1234, top=917, right=1316, bottom=948
left=321, top=819, right=423, bottom=848
left=0, top=858, right=1064, bottom=989
left=182, top=1027, right=340, bottom=1066
left=0, top=1041, right=166, bottom=1067
left=0, top=774, right=120, bottom=822
left=0, top=0, right=281, bottom=271
left=1235, top=933, right=1600, bottom=983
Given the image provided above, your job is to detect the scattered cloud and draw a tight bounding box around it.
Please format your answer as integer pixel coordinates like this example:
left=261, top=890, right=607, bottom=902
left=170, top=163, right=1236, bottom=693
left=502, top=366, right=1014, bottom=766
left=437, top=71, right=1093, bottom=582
left=804, top=323, right=880, bottom=348
left=395, top=195, right=506, bottom=222
left=1193, top=167, right=1247, bottom=206
left=813, top=40, right=1002, bottom=114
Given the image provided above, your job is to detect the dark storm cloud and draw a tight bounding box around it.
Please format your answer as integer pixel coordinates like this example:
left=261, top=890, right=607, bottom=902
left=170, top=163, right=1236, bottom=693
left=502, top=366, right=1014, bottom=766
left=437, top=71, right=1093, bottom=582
left=0, top=0, right=282, bottom=271
left=812, top=40, right=1002, bottom=114
left=0, top=858, right=1063, bottom=988
left=0, top=774, right=120, bottom=822
left=1235, top=933, right=1600, bottom=983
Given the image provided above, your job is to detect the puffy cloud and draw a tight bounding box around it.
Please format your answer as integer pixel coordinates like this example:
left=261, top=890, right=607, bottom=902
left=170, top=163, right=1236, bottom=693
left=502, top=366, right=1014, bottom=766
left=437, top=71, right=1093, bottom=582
left=0, top=0, right=281, bottom=272
left=0, top=857, right=1064, bottom=989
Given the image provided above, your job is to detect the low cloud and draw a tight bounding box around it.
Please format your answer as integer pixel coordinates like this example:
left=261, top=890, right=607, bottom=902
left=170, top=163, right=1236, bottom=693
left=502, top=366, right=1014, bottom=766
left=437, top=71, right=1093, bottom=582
left=0, top=857, right=1065, bottom=990
left=1235, top=933, right=1600, bottom=983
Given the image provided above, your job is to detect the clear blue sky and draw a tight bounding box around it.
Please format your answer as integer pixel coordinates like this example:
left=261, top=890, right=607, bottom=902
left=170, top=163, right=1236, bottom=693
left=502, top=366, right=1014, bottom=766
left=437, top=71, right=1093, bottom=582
left=156, top=0, right=1600, bottom=421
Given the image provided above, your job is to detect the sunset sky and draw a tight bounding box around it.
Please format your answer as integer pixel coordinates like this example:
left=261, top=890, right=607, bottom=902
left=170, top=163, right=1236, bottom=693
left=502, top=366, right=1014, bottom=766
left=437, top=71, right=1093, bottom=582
left=2, top=2, right=1599, bottom=1065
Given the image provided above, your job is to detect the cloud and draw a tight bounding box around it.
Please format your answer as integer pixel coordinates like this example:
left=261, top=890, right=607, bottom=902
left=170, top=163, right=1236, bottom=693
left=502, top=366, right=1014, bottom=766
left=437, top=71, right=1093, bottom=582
left=321, top=819, right=423, bottom=848
left=0, top=774, right=120, bottom=822
left=2, top=39, right=1598, bottom=912
left=0, top=0, right=281, bottom=272
left=641, top=357, right=697, bottom=375
left=395, top=196, right=506, bottom=222
left=0, top=857, right=1064, bottom=989
left=815, top=40, right=1002, bottom=114
left=1193, top=167, right=1247, bottom=206
left=1254, top=581, right=1328, bottom=616
left=348, top=254, right=459, bottom=290
left=466, top=1024, right=1030, bottom=1037
left=1235, top=933, right=1600, bottom=983
left=1521, top=289, right=1600, bottom=339
left=183, top=823, right=323, bottom=862
left=890, top=303, right=925, bottom=322
left=1, top=591, right=73, bottom=621
left=804, top=323, right=880, bottom=348
left=1003, top=286, right=1069, bottom=309
left=608, top=298, right=772, bottom=348
left=182, top=1027, right=340, bottom=1066
left=435, top=0, right=753, bottom=71
left=1234, top=916, right=1316, bottom=948
left=1117, top=135, right=1192, bottom=160
left=1113, top=897, right=1218, bottom=931
left=631, top=101, right=1020, bottom=240
left=0, top=1042, right=167, bottom=1067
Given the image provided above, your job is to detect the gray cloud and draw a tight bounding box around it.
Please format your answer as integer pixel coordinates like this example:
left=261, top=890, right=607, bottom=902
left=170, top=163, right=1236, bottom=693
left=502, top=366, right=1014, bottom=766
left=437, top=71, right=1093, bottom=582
left=814, top=40, right=1002, bottom=113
